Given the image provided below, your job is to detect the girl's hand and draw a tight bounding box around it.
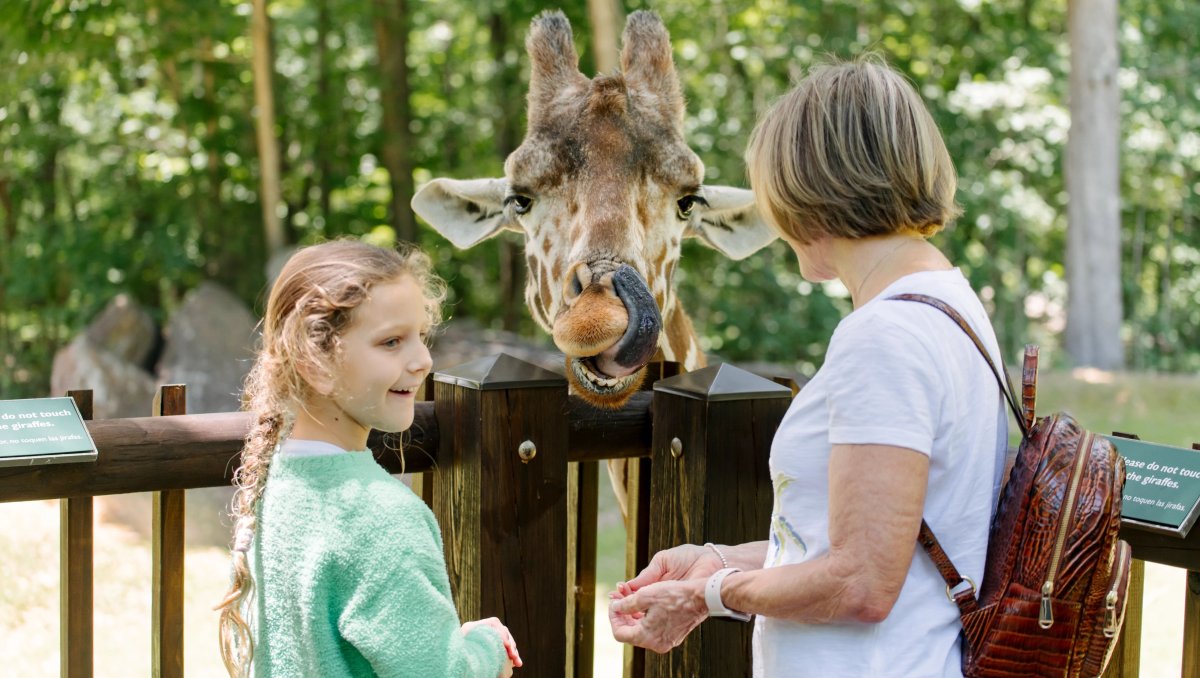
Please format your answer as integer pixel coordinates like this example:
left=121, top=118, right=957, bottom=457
left=462, top=617, right=523, bottom=669
left=499, top=656, right=514, bottom=678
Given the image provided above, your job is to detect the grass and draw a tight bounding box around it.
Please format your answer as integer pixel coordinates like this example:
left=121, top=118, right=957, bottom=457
left=1032, top=369, right=1200, bottom=448
left=1, top=370, right=1195, bottom=676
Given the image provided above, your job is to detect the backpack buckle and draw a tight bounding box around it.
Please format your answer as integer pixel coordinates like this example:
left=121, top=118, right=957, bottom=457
left=945, top=576, right=976, bottom=602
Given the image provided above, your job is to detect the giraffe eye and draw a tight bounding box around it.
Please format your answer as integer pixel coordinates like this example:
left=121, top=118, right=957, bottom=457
left=676, top=194, right=707, bottom=221
left=504, top=194, right=533, bottom=215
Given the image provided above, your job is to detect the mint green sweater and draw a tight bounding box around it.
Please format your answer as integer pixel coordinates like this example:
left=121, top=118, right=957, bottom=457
left=250, top=451, right=505, bottom=677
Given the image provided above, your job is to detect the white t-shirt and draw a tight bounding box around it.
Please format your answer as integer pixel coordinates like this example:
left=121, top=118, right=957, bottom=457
left=754, top=269, right=1008, bottom=678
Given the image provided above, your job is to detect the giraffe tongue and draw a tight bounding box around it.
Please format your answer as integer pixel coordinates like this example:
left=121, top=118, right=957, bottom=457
left=593, top=350, right=641, bottom=379
left=593, top=265, right=663, bottom=379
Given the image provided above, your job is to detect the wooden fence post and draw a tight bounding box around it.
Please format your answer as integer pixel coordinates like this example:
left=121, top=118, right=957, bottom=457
left=61, top=389, right=94, bottom=678
left=152, top=385, right=186, bottom=678
left=1184, top=440, right=1200, bottom=678
left=432, top=354, right=569, bottom=678
left=571, top=458, right=598, bottom=678
left=644, top=364, right=792, bottom=678
left=623, top=361, right=680, bottom=678
left=1182, top=569, right=1200, bottom=678
left=1101, top=559, right=1144, bottom=678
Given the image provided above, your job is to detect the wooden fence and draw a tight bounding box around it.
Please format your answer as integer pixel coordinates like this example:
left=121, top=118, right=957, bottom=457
left=0, top=354, right=1197, bottom=677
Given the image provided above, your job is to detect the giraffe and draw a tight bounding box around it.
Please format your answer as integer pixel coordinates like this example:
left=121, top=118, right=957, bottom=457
left=412, top=10, right=776, bottom=510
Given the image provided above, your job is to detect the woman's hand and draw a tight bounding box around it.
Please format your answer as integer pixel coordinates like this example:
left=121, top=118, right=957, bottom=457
left=622, top=544, right=724, bottom=592
left=462, top=617, right=523, bottom=670
left=607, top=577, right=708, bottom=654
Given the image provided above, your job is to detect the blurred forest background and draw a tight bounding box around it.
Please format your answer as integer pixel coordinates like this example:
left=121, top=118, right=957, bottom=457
left=2, top=0, right=1199, bottom=401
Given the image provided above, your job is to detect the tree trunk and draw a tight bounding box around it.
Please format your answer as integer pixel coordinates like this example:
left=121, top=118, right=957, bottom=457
left=251, top=0, right=286, bottom=257
left=587, top=0, right=623, bottom=75
left=1065, top=0, right=1123, bottom=369
left=316, top=0, right=333, bottom=232
left=374, top=0, right=416, bottom=245
left=0, top=178, right=13, bottom=376
left=490, top=11, right=525, bottom=332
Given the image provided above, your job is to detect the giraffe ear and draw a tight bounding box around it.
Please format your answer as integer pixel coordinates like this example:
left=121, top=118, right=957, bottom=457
left=688, top=186, right=777, bottom=260
left=411, top=178, right=519, bottom=249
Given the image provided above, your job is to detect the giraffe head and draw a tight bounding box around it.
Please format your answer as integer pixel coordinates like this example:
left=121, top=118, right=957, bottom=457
left=413, top=10, right=775, bottom=408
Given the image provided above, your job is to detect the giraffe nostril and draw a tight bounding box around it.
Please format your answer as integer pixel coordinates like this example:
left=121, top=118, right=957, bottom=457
left=562, top=262, right=590, bottom=304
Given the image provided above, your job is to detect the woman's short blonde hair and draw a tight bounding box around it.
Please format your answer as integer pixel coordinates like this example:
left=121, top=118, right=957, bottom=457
left=745, top=56, right=962, bottom=245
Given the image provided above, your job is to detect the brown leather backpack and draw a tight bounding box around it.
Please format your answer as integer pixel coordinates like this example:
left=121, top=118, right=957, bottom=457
left=891, top=294, right=1132, bottom=678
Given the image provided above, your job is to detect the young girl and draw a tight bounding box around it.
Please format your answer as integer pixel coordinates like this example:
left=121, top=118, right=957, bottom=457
left=216, top=239, right=521, bottom=677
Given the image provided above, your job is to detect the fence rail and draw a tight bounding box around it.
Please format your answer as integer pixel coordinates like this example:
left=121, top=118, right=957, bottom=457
left=1, top=354, right=1197, bottom=677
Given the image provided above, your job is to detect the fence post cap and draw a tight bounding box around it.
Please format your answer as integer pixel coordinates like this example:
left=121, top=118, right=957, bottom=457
left=652, top=363, right=793, bottom=402
left=432, top=353, right=567, bottom=391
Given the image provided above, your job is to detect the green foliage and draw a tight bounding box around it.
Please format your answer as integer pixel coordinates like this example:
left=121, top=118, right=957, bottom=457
left=2, top=0, right=1198, bottom=400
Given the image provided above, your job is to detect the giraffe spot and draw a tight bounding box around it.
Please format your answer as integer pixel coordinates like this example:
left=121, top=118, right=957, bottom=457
left=636, top=196, right=650, bottom=232
left=539, top=264, right=552, bottom=314
left=650, top=248, right=667, bottom=276
left=664, top=309, right=698, bottom=366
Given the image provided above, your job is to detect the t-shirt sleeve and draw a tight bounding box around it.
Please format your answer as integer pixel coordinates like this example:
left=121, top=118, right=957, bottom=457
left=336, top=500, right=505, bottom=678
left=824, top=315, right=946, bottom=456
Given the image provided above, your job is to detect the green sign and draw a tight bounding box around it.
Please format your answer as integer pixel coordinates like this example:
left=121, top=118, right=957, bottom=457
left=1107, top=435, right=1200, bottom=538
left=0, top=397, right=98, bottom=468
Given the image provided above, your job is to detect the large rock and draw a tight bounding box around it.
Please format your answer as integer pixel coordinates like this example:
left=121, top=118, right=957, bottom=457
left=431, top=318, right=565, bottom=374
left=157, top=281, right=257, bottom=415
left=84, top=294, right=159, bottom=369
left=50, top=335, right=158, bottom=419
left=116, top=281, right=258, bottom=549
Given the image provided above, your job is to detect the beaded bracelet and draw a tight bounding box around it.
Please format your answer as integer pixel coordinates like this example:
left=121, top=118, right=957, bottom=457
left=704, top=542, right=729, bottom=569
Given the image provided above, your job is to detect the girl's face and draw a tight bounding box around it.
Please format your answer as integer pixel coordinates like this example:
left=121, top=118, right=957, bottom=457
left=318, top=275, right=433, bottom=448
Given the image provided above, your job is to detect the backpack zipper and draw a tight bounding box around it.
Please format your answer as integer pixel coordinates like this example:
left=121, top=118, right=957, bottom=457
left=1104, top=541, right=1131, bottom=637
left=1039, top=429, right=1095, bottom=629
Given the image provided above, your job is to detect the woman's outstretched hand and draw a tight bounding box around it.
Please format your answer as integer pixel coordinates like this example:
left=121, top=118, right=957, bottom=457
left=608, top=578, right=708, bottom=653
left=461, top=617, right=523, bottom=673
left=623, top=544, right=724, bottom=591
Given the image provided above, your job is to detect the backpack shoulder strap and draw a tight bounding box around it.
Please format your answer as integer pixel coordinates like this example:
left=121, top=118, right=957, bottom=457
left=887, top=293, right=1029, bottom=438
left=919, top=520, right=981, bottom=617
left=885, top=293, right=1026, bottom=619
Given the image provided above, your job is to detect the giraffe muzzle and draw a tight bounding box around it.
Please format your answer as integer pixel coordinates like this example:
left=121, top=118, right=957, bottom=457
left=594, top=265, right=662, bottom=375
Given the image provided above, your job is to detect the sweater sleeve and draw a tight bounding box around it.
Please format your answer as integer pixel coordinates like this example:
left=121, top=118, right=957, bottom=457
left=336, top=494, right=506, bottom=678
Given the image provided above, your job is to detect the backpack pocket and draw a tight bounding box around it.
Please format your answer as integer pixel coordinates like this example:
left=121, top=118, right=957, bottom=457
left=970, top=581, right=1080, bottom=677
left=1080, top=539, right=1133, bottom=676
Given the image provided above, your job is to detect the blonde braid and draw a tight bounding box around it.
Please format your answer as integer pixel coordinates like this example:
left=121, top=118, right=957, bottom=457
left=216, top=355, right=287, bottom=677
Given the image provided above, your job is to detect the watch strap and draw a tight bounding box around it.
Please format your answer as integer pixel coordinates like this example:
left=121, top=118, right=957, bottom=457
left=704, top=567, right=751, bottom=621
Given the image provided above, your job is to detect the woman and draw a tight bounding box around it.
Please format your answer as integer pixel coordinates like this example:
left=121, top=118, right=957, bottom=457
left=608, top=57, right=1007, bottom=677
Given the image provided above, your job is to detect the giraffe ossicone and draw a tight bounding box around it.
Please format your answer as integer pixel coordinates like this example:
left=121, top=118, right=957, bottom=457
left=413, top=9, right=776, bottom=410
